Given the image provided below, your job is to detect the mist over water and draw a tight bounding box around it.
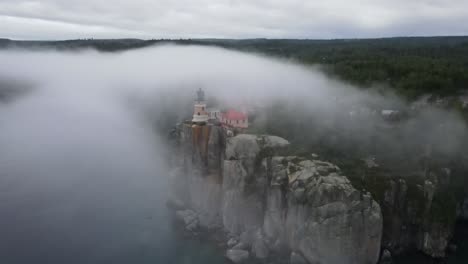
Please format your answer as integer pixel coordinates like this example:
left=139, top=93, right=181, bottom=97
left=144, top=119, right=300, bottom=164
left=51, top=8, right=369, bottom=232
left=0, top=45, right=466, bottom=263
left=0, top=73, right=173, bottom=263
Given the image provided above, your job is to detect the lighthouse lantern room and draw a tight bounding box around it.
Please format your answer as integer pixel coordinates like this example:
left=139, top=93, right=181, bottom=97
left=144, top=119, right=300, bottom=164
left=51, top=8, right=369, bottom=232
left=192, top=88, right=209, bottom=124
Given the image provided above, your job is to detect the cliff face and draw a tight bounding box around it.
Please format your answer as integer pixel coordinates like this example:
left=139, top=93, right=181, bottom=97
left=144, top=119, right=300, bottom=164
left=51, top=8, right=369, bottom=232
left=172, top=124, right=225, bottom=228
left=379, top=177, right=453, bottom=258
left=341, top=153, right=468, bottom=261
left=170, top=123, right=383, bottom=264
left=262, top=157, right=382, bottom=264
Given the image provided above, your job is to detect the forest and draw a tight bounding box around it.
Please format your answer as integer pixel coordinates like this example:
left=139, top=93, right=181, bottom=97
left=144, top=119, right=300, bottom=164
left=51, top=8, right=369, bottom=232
left=2, top=36, right=468, bottom=262
left=2, top=36, right=468, bottom=99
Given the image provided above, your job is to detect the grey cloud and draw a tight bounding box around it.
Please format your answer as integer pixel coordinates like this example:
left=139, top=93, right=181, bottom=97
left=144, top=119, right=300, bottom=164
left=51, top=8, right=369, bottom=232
left=0, top=0, right=467, bottom=39
left=0, top=44, right=467, bottom=263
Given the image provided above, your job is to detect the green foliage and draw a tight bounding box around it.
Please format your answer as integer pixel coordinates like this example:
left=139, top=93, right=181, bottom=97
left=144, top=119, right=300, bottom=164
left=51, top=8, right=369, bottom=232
left=405, top=177, right=427, bottom=218
left=338, top=158, right=391, bottom=202
left=212, top=37, right=468, bottom=99
left=3, top=36, right=468, bottom=98
left=429, top=189, right=458, bottom=225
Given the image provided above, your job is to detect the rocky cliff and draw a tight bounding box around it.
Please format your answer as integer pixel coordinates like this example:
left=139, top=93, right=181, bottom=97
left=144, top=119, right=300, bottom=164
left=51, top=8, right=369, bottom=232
left=379, top=177, right=453, bottom=258
left=169, top=123, right=383, bottom=264
left=340, top=154, right=468, bottom=261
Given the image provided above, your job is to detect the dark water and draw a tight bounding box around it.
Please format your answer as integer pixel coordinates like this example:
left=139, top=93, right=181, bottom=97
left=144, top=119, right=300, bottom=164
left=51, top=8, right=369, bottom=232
left=0, top=188, right=226, bottom=264
left=447, top=221, right=468, bottom=264
left=0, top=81, right=464, bottom=264
left=0, top=93, right=226, bottom=264
left=0, top=148, right=227, bottom=264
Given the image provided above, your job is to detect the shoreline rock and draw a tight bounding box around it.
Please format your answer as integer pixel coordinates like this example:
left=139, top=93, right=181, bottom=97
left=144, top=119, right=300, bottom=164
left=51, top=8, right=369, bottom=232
left=226, top=249, right=250, bottom=263
left=170, top=124, right=383, bottom=263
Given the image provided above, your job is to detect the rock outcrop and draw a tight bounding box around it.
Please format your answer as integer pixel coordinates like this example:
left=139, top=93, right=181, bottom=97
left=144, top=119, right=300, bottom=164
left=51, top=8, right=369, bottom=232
left=175, top=209, right=199, bottom=231
left=459, top=198, right=468, bottom=221
left=290, top=251, right=309, bottom=264
left=226, top=249, right=250, bottom=263
left=261, top=157, right=382, bottom=264
left=170, top=123, right=383, bottom=264
left=379, top=176, right=455, bottom=258
left=171, top=124, right=225, bottom=229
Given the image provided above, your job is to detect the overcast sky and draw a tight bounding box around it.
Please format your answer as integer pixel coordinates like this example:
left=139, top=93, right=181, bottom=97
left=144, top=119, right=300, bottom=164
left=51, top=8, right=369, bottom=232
left=1, top=0, right=468, bottom=40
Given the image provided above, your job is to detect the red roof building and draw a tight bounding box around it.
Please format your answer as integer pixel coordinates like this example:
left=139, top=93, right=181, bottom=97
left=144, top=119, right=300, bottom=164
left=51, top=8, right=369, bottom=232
left=221, top=110, right=248, bottom=129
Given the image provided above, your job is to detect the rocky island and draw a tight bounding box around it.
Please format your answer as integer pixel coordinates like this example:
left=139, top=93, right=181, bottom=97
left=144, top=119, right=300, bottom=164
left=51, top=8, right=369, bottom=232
left=164, top=87, right=468, bottom=264
left=168, top=123, right=383, bottom=264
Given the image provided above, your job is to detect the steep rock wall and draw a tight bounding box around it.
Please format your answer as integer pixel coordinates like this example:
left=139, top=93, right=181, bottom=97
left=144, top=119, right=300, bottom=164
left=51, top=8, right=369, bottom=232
left=171, top=123, right=383, bottom=264
left=172, top=123, right=225, bottom=228
left=379, top=176, right=454, bottom=258
left=262, top=157, right=382, bottom=264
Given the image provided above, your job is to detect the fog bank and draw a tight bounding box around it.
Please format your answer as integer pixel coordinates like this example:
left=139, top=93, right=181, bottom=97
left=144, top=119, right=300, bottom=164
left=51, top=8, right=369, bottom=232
left=0, top=45, right=466, bottom=263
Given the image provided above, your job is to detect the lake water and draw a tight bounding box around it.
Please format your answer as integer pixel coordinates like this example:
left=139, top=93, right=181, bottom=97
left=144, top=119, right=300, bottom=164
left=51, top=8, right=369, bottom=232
left=0, top=166, right=227, bottom=264
left=0, top=153, right=466, bottom=264
left=0, top=84, right=464, bottom=264
left=0, top=82, right=230, bottom=264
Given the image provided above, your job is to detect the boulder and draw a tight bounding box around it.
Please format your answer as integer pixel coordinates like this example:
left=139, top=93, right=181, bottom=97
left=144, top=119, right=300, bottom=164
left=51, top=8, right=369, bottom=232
left=225, top=134, right=261, bottom=161
left=232, top=242, right=248, bottom=250
left=290, top=251, right=308, bottom=264
left=379, top=249, right=392, bottom=264
left=239, top=230, right=255, bottom=245
left=175, top=210, right=199, bottom=231
left=252, top=230, right=269, bottom=259
left=227, top=237, right=239, bottom=248
left=225, top=134, right=289, bottom=161
left=226, top=249, right=249, bottom=263
left=260, top=135, right=290, bottom=149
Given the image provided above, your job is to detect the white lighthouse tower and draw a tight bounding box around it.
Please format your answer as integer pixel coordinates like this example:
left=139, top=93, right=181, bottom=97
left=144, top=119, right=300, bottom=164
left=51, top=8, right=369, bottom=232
left=192, top=88, right=209, bottom=124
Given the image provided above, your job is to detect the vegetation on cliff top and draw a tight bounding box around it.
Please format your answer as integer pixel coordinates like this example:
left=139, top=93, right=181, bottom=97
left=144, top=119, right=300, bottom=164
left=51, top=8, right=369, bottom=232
left=246, top=97, right=468, bottom=228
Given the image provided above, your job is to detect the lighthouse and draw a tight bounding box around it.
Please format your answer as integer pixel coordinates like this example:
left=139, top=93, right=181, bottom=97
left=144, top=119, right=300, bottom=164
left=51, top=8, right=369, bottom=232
left=192, top=88, right=209, bottom=124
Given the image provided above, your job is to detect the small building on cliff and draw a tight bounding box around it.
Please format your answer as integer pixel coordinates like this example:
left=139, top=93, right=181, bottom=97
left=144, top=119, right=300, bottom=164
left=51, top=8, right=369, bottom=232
left=221, top=109, right=248, bottom=129
left=192, top=88, right=209, bottom=124
left=191, top=88, right=248, bottom=129
left=207, top=108, right=221, bottom=121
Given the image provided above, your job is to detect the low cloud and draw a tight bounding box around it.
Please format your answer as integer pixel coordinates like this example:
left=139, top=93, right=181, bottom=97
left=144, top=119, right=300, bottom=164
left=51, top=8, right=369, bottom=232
left=1, top=0, right=468, bottom=39
left=0, top=45, right=466, bottom=263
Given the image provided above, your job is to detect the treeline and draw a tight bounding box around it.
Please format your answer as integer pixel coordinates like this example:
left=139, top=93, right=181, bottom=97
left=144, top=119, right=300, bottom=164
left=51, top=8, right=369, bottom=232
left=2, top=36, right=468, bottom=98
left=195, top=37, right=468, bottom=99
left=0, top=38, right=158, bottom=52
